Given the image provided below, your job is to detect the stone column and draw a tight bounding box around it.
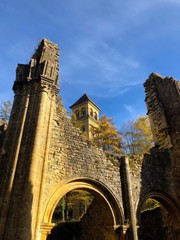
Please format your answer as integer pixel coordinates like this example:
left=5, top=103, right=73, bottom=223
left=40, top=223, right=55, bottom=240
left=123, top=156, right=139, bottom=240
left=0, top=39, right=59, bottom=240
left=120, top=223, right=129, bottom=240
left=0, top=86, right=31, bottom=240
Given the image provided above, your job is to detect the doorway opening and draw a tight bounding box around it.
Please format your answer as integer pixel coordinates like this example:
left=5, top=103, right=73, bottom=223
left=139, top=196, right=178, bottom=240
left=47, top=189, right=120, bottom=240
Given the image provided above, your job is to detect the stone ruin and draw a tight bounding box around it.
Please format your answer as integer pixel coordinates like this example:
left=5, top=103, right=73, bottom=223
left=0, top=39, right=179, bottom=240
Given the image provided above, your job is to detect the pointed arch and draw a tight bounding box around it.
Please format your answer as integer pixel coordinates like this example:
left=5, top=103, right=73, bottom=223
left=41, top=177, right=124, bottom=229
left=137, top=189, right=180, bottom=227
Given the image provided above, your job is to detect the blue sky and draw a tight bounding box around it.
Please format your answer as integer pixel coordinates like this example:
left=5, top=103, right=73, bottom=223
left=1, top=0, right=180, bottom=128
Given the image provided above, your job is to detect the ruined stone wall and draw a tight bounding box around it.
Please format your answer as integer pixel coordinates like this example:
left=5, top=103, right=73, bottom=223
left=144, top=73, right=180, bottom=149
left=42, top=101, right=123, bottom=214
left=144, top=73, right=180, bottom=203
left=140, top=148, right=173, bottom=196
left=0, top=39, right=132, bottom=240
left=139, top=205, right=177, bottom=240
left=1, top=38, right=180, bottom=240
left=137, top=73, right=180, bottom=239
left=139, top=207, right=166, bottom=240
left=80, top=196, right=119, bottom=240
left=129, top=156, right=143, bottom=209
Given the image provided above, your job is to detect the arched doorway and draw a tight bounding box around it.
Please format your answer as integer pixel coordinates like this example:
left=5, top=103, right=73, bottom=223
left=47, top=189, right=94, bottom=240
left=40, top=178, right=123, bottom=240
left=137, top=191, right=180, bottom=240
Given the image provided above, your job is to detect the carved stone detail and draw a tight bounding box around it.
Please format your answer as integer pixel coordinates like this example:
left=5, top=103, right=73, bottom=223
left=13, top=39, right=59, bottom=96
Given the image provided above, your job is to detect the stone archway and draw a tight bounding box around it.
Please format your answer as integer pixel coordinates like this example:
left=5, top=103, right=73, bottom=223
left=137, top=190, right=180, bottom=240
left=40, top=177, right=124, bottom=240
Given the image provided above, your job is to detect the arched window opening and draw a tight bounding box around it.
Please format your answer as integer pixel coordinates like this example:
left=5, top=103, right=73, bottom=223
left=75, top=110, right=80, bottom=119
left=94, top=112, right=97, bottom=120
left=90, top=108, right=93, bottom=117
left=81, top=107, right=86, bottom=117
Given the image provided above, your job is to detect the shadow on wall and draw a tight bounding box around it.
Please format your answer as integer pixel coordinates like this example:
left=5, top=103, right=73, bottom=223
left=47, top=222, right=81, bottom=240
left=139, top=207, right=166, bottom=240
left=137, top=147, right=179, bottom=240
left=12, top=182, right=33, bottom=240
left=0, top=180, right=33, bottom=240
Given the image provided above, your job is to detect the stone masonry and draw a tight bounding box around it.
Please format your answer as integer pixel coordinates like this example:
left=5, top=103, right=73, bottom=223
left=137, top=73, right=180, bottom=239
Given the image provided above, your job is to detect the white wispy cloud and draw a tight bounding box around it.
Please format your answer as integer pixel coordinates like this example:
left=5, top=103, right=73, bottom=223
left=123, top=103, right=147, bottom=121
left=57, top=0, right=179, bottom=98
left=123, top=104, right=137, bottom=117
left=1, top=0, right=180, bottom=102
left=61, top=38, right=143, bottom=97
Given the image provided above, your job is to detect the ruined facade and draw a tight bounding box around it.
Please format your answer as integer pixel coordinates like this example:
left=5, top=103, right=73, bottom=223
left=0, top=39, right=179, bottom=240
left=138, top=74, right=180, bottom=239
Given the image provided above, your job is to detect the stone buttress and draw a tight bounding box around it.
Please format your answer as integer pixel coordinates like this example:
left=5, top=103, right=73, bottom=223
left=0, top=39, right=59, bottom=240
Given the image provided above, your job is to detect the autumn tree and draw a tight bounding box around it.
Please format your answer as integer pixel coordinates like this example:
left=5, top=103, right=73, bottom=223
left=66, top=190, right=94, bottom=219
left=52, top=190, right=94, bottom=223
left=0, top=100, right=12, bottom=123
left=120, top=116, right=153, bottom=155
left=134, top=116, right=153, bottom=153
left=91, top=115, right=122, bottom=154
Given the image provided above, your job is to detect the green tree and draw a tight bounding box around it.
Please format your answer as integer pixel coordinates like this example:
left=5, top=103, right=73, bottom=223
left=91, top=115, right=122, bottom=154
left=0, top=100, right=12, bottom=123
left=121, top=116, right=153, bottom=155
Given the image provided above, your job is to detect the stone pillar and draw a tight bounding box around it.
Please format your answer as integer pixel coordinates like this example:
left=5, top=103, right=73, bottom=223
left=40, top=223, right=55, bottom=240
left=0, top=92, right=30, bottom=238
left=121, top=156, right=139, bottom=240
left=0, top=39, right=59, bottom=240
left=120, top=223, right=129, bottom=240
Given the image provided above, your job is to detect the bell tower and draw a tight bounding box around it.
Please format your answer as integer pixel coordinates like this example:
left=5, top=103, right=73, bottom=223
left=70, top=93, right=101, bottom=138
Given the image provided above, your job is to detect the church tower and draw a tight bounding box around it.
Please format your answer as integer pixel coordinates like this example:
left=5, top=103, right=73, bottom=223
left=70, top=94, right=101, bottom=138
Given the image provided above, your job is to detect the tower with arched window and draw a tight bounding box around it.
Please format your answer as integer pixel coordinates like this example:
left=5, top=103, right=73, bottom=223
left=70, top=93, right=101, bottom=138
